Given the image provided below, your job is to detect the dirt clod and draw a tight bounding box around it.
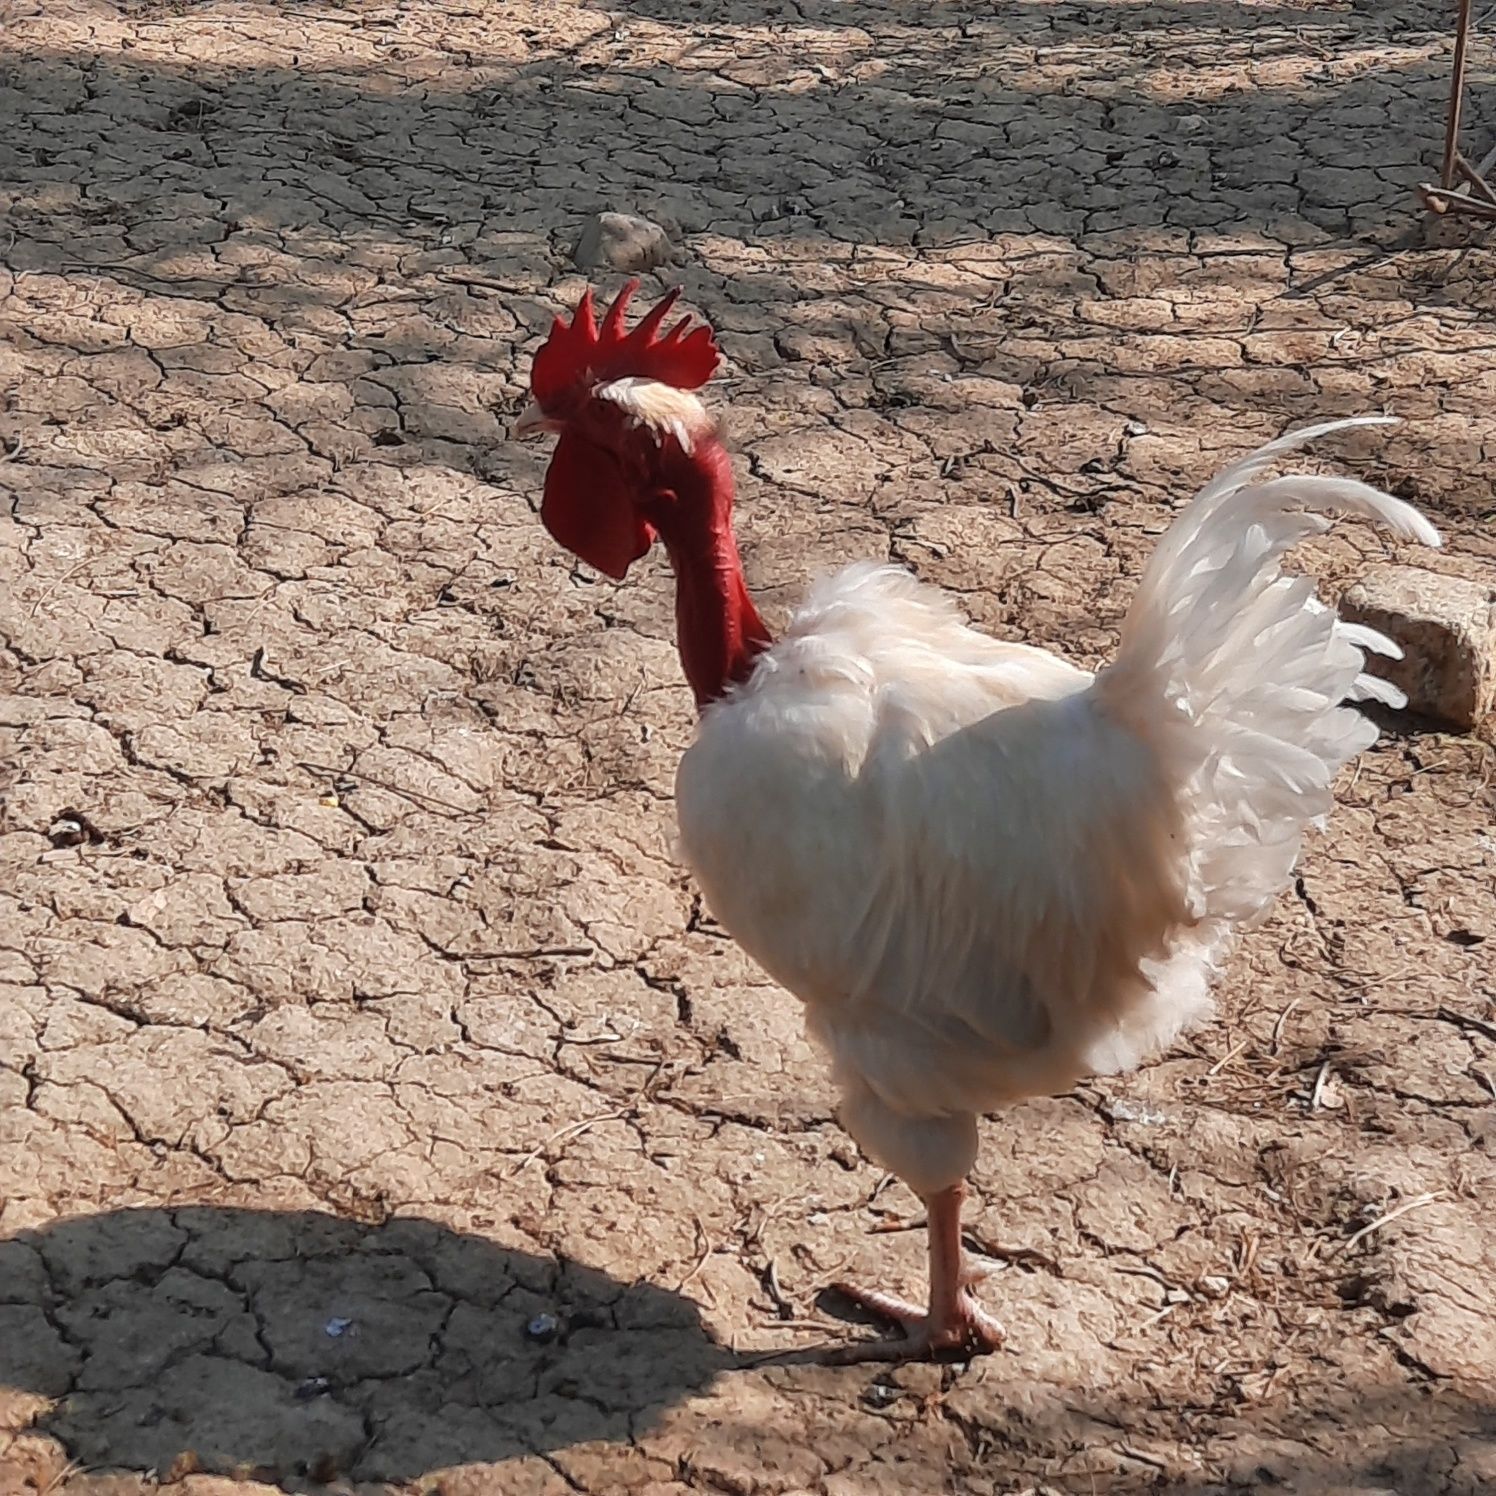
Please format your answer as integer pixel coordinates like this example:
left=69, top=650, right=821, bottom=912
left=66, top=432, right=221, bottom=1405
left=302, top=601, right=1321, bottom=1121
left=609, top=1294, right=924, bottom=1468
left=1342, top=564, right=1496, bottom=729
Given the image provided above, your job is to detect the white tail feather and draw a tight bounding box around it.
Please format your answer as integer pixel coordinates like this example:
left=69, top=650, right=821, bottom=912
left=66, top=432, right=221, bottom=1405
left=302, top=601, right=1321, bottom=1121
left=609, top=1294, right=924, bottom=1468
left=1098, top=417, right=1440, bottom=927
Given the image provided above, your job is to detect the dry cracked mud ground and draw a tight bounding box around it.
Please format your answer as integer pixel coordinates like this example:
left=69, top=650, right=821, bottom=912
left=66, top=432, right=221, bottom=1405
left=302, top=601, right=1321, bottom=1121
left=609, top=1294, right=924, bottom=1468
left=2, top=2, right=1495, bottom=1493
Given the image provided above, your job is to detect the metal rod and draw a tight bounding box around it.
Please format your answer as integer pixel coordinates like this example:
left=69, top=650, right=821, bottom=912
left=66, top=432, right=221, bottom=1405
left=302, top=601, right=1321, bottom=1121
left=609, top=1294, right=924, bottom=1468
left=1441, top=0, right=1475, bottom=191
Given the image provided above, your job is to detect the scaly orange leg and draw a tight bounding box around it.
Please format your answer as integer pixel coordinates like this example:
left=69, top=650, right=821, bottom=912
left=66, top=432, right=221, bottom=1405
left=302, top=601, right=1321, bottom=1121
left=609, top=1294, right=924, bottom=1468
left=825, top=1181, right=1006, bottom=1362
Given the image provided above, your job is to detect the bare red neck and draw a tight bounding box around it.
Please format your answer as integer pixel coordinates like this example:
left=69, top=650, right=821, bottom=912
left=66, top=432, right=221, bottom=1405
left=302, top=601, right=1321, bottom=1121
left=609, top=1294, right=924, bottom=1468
left=649, top=441, right=772, bottom=711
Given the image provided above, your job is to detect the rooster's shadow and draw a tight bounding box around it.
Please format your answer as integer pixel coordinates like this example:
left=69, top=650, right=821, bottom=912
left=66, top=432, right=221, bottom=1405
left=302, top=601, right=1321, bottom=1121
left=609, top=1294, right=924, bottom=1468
left=0, top=1205, right=734, bottom=1485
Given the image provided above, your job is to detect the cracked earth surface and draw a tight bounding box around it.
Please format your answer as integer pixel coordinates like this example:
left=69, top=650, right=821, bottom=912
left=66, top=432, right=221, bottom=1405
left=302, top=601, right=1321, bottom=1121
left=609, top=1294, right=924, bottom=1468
left=2, top=1, right=1495, bottom=1492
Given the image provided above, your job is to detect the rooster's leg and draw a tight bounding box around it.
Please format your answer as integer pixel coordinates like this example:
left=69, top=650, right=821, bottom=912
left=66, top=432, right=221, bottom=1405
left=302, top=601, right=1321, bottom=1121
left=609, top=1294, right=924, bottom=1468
left=827, top=1182, right=1005, bottom=1361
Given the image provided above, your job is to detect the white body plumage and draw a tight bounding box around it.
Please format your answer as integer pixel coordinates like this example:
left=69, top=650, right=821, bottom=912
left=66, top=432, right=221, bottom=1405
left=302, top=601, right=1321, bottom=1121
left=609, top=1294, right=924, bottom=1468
left=674, top=418, right=1440, bottom=1199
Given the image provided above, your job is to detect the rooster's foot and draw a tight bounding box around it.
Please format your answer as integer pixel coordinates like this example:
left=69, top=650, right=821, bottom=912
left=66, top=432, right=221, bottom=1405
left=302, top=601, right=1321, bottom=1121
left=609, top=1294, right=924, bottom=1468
left=822, top=1279, right=1006, bottom=1362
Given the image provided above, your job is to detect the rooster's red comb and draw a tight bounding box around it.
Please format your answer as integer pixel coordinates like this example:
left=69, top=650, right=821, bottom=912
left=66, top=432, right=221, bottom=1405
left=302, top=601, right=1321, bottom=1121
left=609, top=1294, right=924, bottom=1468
left=530, top=280, right=721, bottom=412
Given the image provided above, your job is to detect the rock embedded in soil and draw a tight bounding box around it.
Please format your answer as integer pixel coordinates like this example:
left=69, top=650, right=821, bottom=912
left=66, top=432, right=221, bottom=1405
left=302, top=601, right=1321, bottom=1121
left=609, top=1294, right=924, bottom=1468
left=1340, top=564, right=1496, bottom=730
left=573, top=210, right=674, bottom=273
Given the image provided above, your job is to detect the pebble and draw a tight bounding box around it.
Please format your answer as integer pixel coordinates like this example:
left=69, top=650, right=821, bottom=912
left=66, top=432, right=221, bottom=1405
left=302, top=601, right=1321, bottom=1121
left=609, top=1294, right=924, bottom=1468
left=573, top=211, right=674, bottom=274
left=525, top=1312, right=561, bottom=1344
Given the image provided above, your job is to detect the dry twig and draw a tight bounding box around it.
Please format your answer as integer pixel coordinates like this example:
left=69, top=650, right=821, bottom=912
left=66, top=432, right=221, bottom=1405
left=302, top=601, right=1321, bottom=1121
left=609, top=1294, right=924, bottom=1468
left=1341, top=1191, right=1447, bottom=1253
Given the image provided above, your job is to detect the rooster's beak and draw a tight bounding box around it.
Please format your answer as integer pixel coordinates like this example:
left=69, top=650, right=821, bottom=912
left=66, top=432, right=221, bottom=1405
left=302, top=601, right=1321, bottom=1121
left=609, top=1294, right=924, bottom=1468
left=512, top=401, right=562, bottom=440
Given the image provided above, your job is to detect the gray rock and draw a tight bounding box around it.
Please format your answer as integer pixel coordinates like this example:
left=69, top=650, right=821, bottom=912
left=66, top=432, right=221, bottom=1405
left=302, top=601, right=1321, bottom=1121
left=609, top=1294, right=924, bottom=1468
left=573, top=211, right=673, bottom=273
left=1341, top=564, right=1496, bottom=730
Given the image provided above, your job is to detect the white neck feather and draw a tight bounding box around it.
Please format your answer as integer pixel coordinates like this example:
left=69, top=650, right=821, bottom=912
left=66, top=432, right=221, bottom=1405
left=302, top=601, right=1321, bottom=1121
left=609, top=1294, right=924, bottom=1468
left=594, top=377, right=712, bottom=453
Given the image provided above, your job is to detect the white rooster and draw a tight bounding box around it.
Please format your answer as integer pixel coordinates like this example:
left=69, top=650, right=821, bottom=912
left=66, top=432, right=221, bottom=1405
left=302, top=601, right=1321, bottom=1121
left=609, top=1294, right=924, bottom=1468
left=512, top=281, right=1440, bottom=1360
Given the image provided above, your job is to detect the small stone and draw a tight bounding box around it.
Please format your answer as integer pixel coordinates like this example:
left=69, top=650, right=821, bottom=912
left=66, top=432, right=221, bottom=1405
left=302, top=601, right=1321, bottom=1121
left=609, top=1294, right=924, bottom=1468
left=47, top=816, right=88, bottom=848
left=163, top=1450, right=202, bottom=1481
left=1340, top=565, right=1496, bottom=731
left=47, top=808, right=103, bottom=847
left=573, top=211, right=674, bottom=273
left=1104, top=1097, right=1169, bottom=1126
left=525, top=1311, right=561, bottom=1343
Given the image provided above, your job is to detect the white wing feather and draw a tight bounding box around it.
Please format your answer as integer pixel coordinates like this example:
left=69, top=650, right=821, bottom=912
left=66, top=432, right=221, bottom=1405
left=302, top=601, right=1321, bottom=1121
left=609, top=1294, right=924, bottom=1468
left=676, top=419, right=1439, bottom=1196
